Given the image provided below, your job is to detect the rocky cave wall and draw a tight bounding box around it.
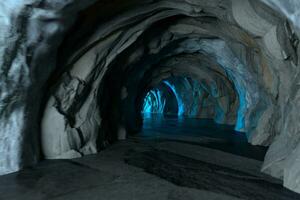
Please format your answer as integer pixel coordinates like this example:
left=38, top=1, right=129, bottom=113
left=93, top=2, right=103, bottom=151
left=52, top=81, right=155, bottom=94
left=141, top=74, right=238, bottom=123
left=1, top=0, right=300, bottom=193
left=142, top=86, right=167, bottom=115
left=141, top=75, right=238, bottom=123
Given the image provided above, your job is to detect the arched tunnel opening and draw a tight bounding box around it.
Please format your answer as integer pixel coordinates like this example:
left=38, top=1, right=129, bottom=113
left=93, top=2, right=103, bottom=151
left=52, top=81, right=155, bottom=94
left=1, top=1, right=300, bottom=199
left=137, top=75, right=267, bottom=162
left=141, top=80, right=179, bottom=116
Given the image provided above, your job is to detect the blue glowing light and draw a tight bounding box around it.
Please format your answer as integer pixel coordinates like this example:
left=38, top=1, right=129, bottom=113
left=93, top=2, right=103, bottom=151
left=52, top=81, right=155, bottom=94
left=163, top=80, right=185, bottom=116
left=142, top=89, right=166, bottom=114
left=142, top=92, right=152, bottom=113
left=235, top=91, right=246, bottom=131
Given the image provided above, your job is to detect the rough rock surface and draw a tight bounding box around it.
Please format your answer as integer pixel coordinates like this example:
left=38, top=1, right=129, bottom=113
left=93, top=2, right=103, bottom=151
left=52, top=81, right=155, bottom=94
left=1, top=0, right=300, bottom=194
left=1, top=117, right=300, bottom=200
left=0, top=0, right=96, bottom=175
left=141, top=74, right=237, bottom=124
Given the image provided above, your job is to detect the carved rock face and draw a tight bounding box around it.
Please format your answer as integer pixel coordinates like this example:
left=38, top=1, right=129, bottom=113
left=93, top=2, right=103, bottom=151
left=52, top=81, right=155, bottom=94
left=1, top=0, right=300, bottom=194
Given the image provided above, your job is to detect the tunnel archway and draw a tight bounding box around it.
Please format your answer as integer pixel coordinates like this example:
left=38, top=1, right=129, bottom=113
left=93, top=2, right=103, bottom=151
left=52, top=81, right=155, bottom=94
left=1, top=0, right=300, bottom=195
left=141, top=81, right=179, bottom=116
left=38, top=1, right=298, bottom=191
left=140, top=74, right=239, bottom=127
left=162, top=82, right=179, bottom=116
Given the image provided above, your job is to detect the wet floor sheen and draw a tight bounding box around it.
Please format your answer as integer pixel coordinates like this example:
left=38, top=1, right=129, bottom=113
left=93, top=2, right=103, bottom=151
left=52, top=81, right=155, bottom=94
left=141, top=114, right=268, bottom=161
left=1, top=115, right=300, bottom=200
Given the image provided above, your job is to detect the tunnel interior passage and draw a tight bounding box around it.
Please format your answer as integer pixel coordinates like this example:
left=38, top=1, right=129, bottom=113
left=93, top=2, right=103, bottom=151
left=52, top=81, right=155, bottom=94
left=2, top=0, right=300, bottom=195
left=141, top=75, right=239, bottom=124
left=38, top=1, right=300, bottom=192
left=142, top=83, right=174, bottom=116
left=139, top=75, right=258, bottom=160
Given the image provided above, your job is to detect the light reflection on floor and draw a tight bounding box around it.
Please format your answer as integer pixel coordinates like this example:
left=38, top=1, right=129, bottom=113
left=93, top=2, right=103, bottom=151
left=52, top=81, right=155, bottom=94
left=140, top=113, right=267, bottom=161
left=2, top=114, right=299, bottom=200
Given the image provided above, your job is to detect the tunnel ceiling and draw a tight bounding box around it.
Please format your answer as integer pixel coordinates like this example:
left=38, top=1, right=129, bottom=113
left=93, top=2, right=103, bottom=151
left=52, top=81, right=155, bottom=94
left=1, top=0, right=300, bottom=194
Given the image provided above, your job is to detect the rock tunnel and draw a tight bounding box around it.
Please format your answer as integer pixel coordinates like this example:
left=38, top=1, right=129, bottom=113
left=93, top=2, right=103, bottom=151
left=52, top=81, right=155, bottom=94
left=1, top=0, right=300, bottom=199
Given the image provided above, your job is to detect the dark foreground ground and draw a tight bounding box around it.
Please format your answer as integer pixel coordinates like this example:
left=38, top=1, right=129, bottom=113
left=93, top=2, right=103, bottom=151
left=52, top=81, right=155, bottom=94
left=1, top=115, right=300, bottom=200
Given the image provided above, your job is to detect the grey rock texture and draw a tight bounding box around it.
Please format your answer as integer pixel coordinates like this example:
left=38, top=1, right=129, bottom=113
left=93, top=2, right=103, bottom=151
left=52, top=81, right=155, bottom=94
left=1, top=0, right=300, bottom=194
left=1, top=117, right=299, bottom=200
left=0, top=0, right=96, bottom=175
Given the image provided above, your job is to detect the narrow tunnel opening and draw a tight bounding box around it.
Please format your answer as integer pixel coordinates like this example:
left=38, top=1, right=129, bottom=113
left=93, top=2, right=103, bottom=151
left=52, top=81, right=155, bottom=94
left=138, top=76, right=267, bottom=162
left=141, top=81, right=179, bottom=117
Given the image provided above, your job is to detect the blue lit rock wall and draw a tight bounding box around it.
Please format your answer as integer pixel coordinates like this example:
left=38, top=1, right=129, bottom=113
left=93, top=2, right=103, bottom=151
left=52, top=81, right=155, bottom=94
left=142, top=81, right=179, bottom=115
left=142, top=89, right=166, bottom=114
left=161, top=75, right=238, bottom=125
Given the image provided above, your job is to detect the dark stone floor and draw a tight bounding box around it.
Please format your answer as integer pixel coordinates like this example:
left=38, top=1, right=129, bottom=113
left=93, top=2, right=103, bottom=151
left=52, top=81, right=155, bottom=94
left=141, top=114, right=268, bottom=160
left=125, top=149, right=293, bottom=200
left=1, top=114, right=300, bottom=200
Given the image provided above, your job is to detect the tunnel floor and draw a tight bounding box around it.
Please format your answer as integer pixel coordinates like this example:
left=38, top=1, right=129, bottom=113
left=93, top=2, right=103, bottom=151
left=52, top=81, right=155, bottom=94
left=1, top=115, right=300, bottom=200
left=141, top=114, right=268, bottom=161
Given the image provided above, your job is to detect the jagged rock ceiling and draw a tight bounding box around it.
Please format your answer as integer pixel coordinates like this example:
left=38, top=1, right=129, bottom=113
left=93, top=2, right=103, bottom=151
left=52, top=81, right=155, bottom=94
left=1, top=0, right=300, bottom=194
